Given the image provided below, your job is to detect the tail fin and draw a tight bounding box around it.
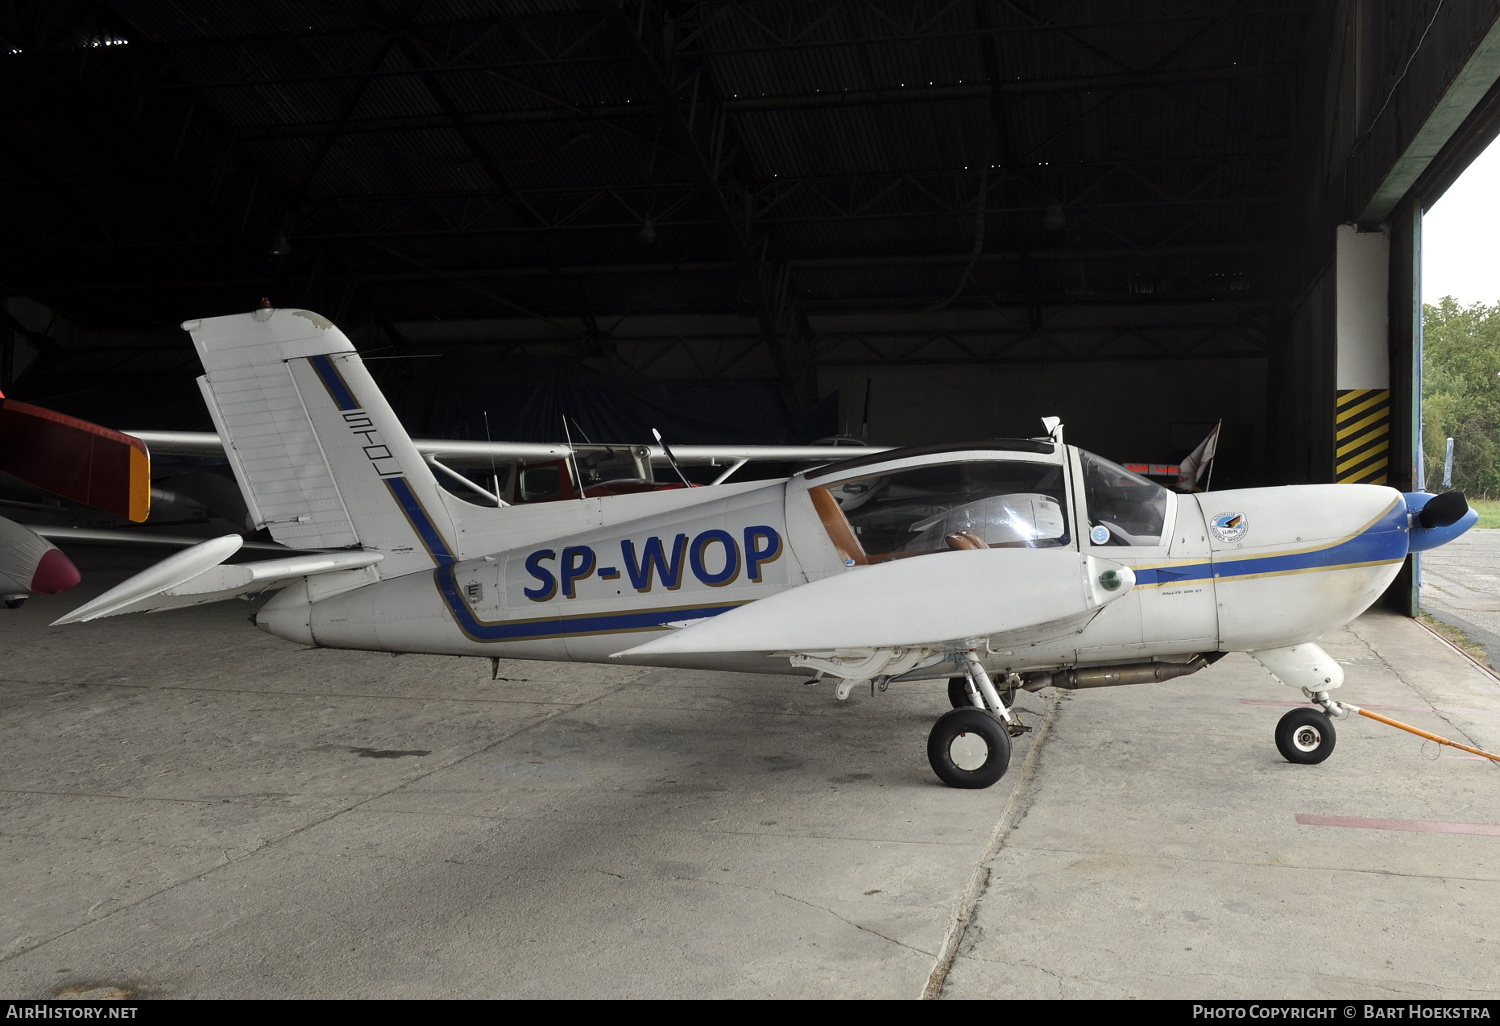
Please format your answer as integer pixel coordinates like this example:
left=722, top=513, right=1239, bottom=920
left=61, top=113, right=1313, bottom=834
left=186, top=308, right=459, bottom=576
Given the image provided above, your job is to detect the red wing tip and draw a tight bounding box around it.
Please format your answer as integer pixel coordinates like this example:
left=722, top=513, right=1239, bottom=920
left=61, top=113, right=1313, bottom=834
left=31, top=547, right=81, bottom=594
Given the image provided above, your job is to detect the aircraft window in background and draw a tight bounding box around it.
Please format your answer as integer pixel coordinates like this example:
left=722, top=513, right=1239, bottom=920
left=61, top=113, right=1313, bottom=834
left=575, top=447, right=647, bottom=489
left=518, top=465, right=561, bottom=502
left=824, top=461, right=1070, bottom=559
left=1079, top=451, right=1169, bottom=546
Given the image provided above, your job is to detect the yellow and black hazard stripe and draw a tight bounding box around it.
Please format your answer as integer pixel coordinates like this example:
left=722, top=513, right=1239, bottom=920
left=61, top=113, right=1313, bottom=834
left=1335, top=389, right=1390, bottom=484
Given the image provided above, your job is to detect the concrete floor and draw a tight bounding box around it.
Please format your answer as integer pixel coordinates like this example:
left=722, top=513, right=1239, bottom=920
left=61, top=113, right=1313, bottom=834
left=1420, top=528, right=1500, bottom=667
left=2, top=547, right=1498, bottom=999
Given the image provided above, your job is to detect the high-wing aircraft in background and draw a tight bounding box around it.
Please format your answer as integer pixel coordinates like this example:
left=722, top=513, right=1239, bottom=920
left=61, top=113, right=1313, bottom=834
left=123, top=429, right=879, bottom=505
left=52, top=307, right=1477, bottom=788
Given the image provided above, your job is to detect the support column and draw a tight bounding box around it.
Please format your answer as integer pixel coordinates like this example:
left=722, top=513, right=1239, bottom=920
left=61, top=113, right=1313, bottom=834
left=1334, top=224, right=1392, bottom=484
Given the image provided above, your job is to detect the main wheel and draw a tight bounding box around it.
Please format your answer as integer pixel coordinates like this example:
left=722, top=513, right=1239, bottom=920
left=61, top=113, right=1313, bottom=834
left=1275, top=707, right=1336, bottom=764
left=927, top=708, right=1012, bottom=788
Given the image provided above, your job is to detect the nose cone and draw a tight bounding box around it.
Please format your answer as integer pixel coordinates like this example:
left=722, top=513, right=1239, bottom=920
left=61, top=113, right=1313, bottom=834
left=30, top=547, right=81, bottom=594
left=1405, top=491, right=1478, bottom=552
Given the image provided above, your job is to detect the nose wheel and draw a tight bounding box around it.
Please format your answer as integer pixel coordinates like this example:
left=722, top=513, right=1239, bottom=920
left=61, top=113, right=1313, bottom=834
left=928, top=708, right=1012, bottom=788
left=1275, top=707, right=1337, bottom=764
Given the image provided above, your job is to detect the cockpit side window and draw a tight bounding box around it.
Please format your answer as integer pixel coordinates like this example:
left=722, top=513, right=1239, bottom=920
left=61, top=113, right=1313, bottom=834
left=1078, top=451, right=1169, bottom=546
left=817, top=460, right=1070, bottom=561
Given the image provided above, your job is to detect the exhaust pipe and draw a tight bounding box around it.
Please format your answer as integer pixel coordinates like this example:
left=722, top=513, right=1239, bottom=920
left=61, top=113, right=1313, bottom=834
left=1023, top=654, right=1213, bottom=692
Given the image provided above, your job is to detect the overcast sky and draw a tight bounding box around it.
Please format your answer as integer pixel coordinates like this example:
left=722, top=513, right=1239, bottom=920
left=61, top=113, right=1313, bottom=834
left=1422, top=133, right=1500, bottom=307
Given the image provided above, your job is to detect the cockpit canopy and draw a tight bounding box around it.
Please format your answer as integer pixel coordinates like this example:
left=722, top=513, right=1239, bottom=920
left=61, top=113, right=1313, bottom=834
left=1076, top=450, right=1170, bottom=547
left=819, top=457, right=1071, bottom=560
left=805, top=443, right=1170, bottom=563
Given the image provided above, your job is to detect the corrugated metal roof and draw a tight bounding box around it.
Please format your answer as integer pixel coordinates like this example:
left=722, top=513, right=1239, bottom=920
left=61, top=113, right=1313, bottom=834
left=0, top=0, right=1310, bottom=353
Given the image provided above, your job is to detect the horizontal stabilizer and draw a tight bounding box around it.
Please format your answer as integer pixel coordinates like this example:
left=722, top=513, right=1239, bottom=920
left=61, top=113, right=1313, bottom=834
left=613, top=548, right=1134, bottom=657
left=52, top=535, right=381, bottom=623
left=31, top=526, right=297, bottom=552
left=0, top=398, right=150, bottom=521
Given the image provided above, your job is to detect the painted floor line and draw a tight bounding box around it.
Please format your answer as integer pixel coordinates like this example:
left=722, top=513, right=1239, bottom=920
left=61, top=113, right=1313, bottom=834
left=1296, top=813, right=1500, bottom=836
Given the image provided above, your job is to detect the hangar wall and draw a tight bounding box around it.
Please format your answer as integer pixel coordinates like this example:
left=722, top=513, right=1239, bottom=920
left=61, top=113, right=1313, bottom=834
left=1277, top=0, right=1500, bottom=614
left=819, top=359, right=1266, bottom=487
left=6, top=1, right=1500, bottom=507
left=1279, top=0, right=1500, bottom=492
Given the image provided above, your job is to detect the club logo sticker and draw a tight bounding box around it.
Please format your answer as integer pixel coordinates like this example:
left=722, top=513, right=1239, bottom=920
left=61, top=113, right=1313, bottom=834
left=1210, top=512, right=1248, bottom=543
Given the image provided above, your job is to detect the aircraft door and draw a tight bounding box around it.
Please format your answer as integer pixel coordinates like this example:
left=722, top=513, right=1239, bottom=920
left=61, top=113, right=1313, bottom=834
left=1070, top=449, right=1216, bottom=655
left=1071, top=450, right=1153, bottom=653
left=1141, top=494, right=1219, bottom=649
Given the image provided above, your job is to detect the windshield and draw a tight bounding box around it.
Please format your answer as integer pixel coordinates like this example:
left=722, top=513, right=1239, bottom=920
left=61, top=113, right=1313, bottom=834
left=1079, top=450, right=1169, bottom=546
left=822, top=460, right=1070, bottom=558
left=575, top=447, right=645, bottom=487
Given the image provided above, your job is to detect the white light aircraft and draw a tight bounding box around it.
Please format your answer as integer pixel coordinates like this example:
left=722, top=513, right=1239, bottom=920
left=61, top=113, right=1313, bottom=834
left=53, top=307, right=1477, bottom=788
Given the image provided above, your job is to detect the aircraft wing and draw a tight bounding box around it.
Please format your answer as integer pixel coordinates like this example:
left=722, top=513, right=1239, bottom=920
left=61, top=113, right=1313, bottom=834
left=634, top=443, right=887, bottom=466
left=126, top=430, right=883, bottom=469
left=414, top=441, right=884, bottom=469
left=613, top=549, right=1135, bottom=657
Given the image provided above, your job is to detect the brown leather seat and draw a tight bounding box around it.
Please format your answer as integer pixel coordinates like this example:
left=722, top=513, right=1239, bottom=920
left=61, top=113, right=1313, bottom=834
left=809, top=486, right=869, bottom=565
left=945, top=529, right=988, bottom=551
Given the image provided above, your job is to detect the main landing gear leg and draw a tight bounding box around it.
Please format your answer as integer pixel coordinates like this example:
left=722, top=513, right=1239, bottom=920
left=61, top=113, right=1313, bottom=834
left=927, top=647, right=1019, bottom=789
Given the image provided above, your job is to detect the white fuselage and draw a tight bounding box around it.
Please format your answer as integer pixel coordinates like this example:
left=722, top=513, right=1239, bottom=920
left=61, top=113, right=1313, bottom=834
left=256, top=444, right=1411, bottom=680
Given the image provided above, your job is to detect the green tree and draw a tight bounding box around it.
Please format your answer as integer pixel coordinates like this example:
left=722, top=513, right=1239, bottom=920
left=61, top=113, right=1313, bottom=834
left=1423, top=297, right=1500, bottom=497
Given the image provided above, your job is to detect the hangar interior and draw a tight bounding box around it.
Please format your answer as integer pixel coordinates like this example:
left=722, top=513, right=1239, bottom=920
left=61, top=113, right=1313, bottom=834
left=2, top=0, right=1499, bottom=496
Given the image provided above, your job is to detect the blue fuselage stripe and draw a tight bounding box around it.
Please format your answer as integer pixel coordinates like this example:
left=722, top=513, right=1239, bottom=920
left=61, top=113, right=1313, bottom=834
left=435, top=565, right=741, bottom=641
left=309, top=353, right=359, bottom=411
left=1130, top=564, right=1213, bottom=586
left=385, top=477, right=455, bottom=565
left=1130, top=503, right=1408, bottom=585
left=306, top=354, right=452, bottom=565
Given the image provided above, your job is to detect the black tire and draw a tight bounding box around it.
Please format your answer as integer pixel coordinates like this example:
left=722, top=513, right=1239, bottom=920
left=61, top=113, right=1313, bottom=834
left=927, top=708, right=1012, bottom=788
left=1275, top=707, right=1336, bottom=764
left=4, top=597, right=24, bottom=609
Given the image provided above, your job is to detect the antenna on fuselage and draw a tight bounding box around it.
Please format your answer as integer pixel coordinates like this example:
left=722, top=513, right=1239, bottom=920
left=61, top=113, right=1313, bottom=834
left=561, top=415, right=584, bottom=498
left=482, top=410, right=502, bottom=506
left=1041, top=416, right=1064, bottom=445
